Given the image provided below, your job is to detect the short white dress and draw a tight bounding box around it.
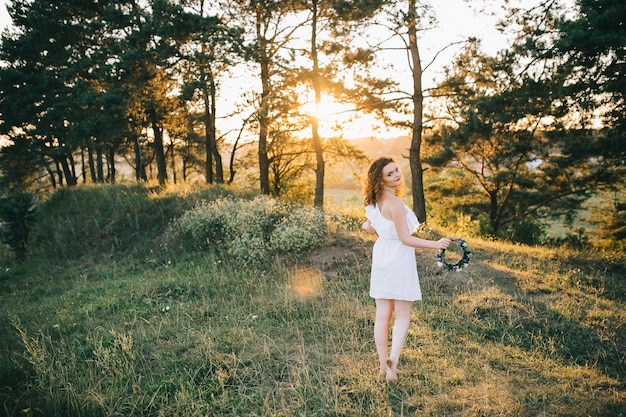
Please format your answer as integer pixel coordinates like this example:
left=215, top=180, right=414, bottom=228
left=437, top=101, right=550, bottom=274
left=365, top=203, right=422, bottom=301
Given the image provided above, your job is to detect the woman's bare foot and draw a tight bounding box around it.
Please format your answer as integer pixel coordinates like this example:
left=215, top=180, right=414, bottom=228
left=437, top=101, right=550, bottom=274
left=385, top=358, right=397, bottom=383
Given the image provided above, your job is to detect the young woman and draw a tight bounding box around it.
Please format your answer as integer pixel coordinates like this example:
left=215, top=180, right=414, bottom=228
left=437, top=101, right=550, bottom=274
left=362, top=156, right=451, bottom=383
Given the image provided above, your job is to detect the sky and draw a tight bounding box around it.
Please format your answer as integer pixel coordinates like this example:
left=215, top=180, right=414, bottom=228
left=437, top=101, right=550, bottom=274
left=0, top=1, right=8, bottom=33
left=0, top=0, right=510, bottom=139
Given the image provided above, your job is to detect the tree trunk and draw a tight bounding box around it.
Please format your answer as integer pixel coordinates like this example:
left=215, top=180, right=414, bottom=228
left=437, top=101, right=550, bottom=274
left=311, top=0, right=325, bottom=209
left=257, top=11, right=271, bottom=195
left=489, top=190, right=500, bottom=233
left=407, top=0, right=427, bottom=223
left=88, top=143, right=96, bottom=183
left=133, top=134, right=147, bottom=182
left=80, top=146, right=87, bottom=184
left=149, top=107, right=168, bottom=186
left=108, top=147, right=116, bottom=184
left=203, top=85, right=214, bottom=184
left=96, top=146, right=104, bottom=183
left=203, top=72, right=224, bottom=184
left=209, top=75, right=224, bottom=183
left=59, top=156, right=77, bottom=186
left=45, top=163, right=57, bottom=189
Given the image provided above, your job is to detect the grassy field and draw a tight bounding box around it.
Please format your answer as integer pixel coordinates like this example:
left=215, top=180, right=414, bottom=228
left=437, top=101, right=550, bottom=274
left=0, top=185, right=624, bottom=416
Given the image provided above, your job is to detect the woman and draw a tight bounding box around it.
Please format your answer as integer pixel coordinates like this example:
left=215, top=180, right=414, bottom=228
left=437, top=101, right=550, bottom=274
left=362, top=156, right=451, bottom=383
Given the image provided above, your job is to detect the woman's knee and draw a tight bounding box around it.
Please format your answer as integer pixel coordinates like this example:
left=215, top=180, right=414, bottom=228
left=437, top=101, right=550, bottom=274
left=394, top=300, right=412, bottom=318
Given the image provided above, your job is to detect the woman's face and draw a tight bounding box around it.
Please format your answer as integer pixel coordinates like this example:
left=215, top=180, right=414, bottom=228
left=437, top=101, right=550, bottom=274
left=381, top=162, right=401, bottom=188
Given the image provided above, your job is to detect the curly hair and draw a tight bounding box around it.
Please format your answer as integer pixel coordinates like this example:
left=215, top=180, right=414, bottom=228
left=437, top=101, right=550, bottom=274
left=363, top=156, right=401, bottom=206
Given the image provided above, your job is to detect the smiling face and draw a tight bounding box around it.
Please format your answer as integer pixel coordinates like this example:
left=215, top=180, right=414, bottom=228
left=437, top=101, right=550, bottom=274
left=381, top=162, right=402, bottom=189
left=364, top=157, right=403, bottom=206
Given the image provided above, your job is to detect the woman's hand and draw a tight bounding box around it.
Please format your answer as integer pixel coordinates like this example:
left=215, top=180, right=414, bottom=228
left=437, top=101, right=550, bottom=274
left=436, top=238, right=452, bottom=250
left=362, top=220, right=375, bottom=233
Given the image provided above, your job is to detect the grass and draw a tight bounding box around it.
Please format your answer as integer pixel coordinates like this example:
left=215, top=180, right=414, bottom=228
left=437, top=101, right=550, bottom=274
left=0, top=184, right=624, bottom=416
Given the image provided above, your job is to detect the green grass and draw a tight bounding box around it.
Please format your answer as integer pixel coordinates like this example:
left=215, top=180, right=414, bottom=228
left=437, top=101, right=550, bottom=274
left=0, top=185, right=624, bottom=416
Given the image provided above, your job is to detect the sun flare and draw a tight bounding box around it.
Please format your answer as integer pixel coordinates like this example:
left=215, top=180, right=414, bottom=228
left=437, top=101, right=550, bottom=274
left=297, top=91, right=401, bottom=139
left=300, top=94, right=353, bottom=122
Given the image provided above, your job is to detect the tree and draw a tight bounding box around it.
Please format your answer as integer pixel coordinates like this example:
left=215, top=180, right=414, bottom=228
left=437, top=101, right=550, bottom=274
left=0, top=0, right=111, bottom=188
left=109, top=0, right=191, bottom=187
left=221, top=0, right=303, bottom=196
left=295, top=0, right=387, bottom=208
left=426, top=41, right=589, bottom=236
left=490, top=0, right=626, bottom=240
left=405, top=0, right=429, bottom=223
left=305, top=0, right=325, bottom=208
left=0, top=191, right=37, bottom=261
left=550, top=0, right=625, bottom=186
left=179, top=2, right=244, bottom=185
left=360, top=0, right=464, bottom=223
left=552, top=1, right=625, bottom=119
left=365, top=0, right=461, bottom=223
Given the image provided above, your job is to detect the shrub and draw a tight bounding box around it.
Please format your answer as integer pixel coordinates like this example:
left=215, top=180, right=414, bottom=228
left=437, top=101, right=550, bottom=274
left=0, top=191, right=38, bottom=261
left=174, top=196, right=327, bottom=266
left=269, top=206, right=325, bottom=253
left=542, top=227, right=590, bottom=249
left=174, top=198, right=230, bottom=249
left=503, top=216, right=546, bottom=245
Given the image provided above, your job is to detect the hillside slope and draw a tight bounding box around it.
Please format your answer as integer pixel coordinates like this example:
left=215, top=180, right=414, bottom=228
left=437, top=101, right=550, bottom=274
left=0, top=185, right=624, bottom=416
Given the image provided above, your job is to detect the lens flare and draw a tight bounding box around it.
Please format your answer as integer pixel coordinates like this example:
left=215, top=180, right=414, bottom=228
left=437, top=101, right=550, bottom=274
left=288, top=268, right=323, bottom=297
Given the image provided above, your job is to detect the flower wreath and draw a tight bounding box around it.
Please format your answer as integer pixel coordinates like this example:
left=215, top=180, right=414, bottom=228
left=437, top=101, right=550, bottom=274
left=435, top=238, right=471, bottom=271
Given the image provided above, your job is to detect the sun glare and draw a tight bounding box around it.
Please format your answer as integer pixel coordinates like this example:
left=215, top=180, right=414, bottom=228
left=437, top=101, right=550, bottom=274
left=300, top=94, right=353, bottom=122
left=298, top=93, right=388, bottom=139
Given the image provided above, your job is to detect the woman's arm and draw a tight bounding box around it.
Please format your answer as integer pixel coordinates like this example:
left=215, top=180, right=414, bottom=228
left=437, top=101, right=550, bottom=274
left=389, top=198, right=451, bottom=250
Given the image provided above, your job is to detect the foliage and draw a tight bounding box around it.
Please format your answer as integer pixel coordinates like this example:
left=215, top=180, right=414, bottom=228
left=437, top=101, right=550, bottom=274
left=504, top=0, right=626, bottom=234
left=587, top=187, right=626, bottom=246
left=427, top=38, right=591, bottom=236
left=0, top=0, right=243, bottom=189
left=551, top=0, right=626, bottom=174
left=174, top=195, right=326, bottom=266
left=0, top=191, right=38, bottom=260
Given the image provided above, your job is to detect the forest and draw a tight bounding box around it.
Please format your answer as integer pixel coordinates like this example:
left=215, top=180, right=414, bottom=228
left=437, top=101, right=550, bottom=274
left=0, top=0, right=624, bottom=247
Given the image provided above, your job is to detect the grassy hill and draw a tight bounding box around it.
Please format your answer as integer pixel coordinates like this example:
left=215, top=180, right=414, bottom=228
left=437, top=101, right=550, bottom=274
left=0, top=184, right=624, bottom=416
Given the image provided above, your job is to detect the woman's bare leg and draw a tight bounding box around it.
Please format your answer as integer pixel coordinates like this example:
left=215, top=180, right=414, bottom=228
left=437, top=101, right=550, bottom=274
left=386, top=300, right=412, bottom=383
left=374, top=299, right=393, bottom=374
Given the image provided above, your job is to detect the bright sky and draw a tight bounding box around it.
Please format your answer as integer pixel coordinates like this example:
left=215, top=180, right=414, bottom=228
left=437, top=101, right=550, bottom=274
left=0, top=0, right=509, bottom=139
left=0, top=1, right=8, bottom=33
left=0, top=1, right=505, bottom=49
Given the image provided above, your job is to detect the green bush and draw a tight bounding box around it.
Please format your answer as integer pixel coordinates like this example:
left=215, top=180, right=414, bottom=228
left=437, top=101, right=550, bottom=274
left=174, top=196, right=326, bottom=266
left=0, top=191, right=38, bottom=261
left=269, top=206, right=325, bottom=253
left=502, top=216, right=547, bottom=245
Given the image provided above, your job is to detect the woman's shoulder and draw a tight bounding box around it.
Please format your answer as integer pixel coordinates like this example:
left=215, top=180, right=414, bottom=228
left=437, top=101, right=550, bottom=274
left=382, top=196, right=404, bottom=217
left=388, top=195, right=405, bottom=209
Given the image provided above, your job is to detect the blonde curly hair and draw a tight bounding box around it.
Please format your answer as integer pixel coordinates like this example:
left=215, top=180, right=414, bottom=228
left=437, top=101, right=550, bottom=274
left=363, top=156, right=402, bottom=206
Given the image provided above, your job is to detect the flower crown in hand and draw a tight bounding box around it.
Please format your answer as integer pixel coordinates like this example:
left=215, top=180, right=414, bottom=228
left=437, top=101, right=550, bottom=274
left=435, top=238, right=471, bottom=271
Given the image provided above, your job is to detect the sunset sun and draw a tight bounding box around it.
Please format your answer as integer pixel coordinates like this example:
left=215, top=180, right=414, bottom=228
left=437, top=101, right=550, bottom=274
left=300, top=93, right=353, bottom=122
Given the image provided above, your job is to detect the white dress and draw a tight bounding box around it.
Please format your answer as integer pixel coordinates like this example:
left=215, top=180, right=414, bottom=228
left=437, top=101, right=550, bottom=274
left=365, top=203, right=422, bottom=301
